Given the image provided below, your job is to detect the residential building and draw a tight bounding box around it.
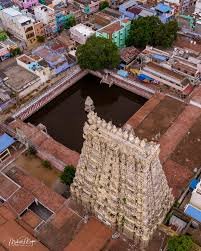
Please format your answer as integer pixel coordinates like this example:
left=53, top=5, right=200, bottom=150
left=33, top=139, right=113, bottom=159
left=34, top=21, right=45, bottom=37
left=164, top=0, right=196, bottom=14
left=0, top=45, right=10, bottom=61
left=34, top=4, right=57, bottom=35
left=189, top=180, right=201, bottom=210
left=70, top=23, right=95, bottom=44
left=102, top=7, right=121, bottom=18
left=56, top=31, right=76, bottom=51
left=139, top=45, right=200, bottom=85
left=154, top=3, right=174, bottom=23
left=74, top=0, right=100, bottom=14
left=170, top=53, right=201, bottom=83
left=1, top=60, right=41, bottom=98
left=177, top=15, right=194, bottom=31
left=54, top=5, right=76, bottom=31
left=185, top=180, right=201, bottom=223
left=0, top=38, right=18, bottom=61
left=195, top=0, right=201, bottom=13
left=139, top=61, right=192, bottom=94
left=0, top=0, right=13, bottom=9
left=32, top=44, right=75, bottom=75
left=0, top=7, right=37, bottom=46
left=92, top=11, right=118, bottom=29
left=12, top=0, right=39, bottom=10
left=96, top=19, right=131, bottom=48
left=119, top=0, right=155, bottom=20
left=16, top=54, right=52, bottom=82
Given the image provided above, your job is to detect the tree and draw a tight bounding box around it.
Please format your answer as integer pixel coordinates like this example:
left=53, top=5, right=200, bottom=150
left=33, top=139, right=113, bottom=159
left=27, top=145, right=37, bottom=156
left=42, top=160, right=52, bottom=169
left=99, top=1, right=109, bottom=10
left=36, top=35, right=45, bottom=43
left=0, top=32, right=7, bottom=41
left=60, top=165, right=76, bottom=186
left=167, top=235, right=193, bottom=251
left=126, top=16, right=178, bottom=49
left=64, top=16, right=76, bottom=30
left=76, top=36, right=120, bottom=70
left=10, top=47, right=21, bottom=57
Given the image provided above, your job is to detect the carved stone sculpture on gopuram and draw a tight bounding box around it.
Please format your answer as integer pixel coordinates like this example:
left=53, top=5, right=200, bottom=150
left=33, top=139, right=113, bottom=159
left=71, top=111, right=174, bottom=247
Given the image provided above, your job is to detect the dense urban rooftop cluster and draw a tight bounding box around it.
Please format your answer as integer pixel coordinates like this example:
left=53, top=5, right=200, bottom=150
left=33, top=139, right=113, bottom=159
left=0, top=0, right=201, bottom=250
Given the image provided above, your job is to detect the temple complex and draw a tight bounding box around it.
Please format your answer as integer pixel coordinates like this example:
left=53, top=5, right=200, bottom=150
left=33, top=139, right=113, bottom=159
left=71, top=111, right=174, bottom=246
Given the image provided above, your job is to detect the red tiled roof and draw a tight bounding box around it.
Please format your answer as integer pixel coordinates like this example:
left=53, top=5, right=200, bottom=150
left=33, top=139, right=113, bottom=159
left=64, top=218, right=112, bottom=251
left=8, top=188, right=35, bottom=214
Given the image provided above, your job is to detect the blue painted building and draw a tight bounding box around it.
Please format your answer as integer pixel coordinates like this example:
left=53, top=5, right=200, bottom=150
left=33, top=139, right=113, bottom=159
left=32, top=44, right=75, bottom=75
left=119, top=0, right=173, bottom=23
left=119, top=0, right=155, bottom=20
left=155, top=3, right=174, bottom=23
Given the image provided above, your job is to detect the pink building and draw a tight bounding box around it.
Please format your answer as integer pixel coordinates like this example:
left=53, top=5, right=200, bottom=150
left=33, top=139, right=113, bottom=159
left=13, top=0, right=39, bottom=9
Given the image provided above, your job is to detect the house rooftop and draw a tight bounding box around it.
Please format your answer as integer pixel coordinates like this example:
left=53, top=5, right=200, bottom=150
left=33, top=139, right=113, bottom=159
left=155, top=3, right=172, bottom=13
left=0, top=173, right=19, bottom=200
left=2, top=7, right=21, bottom=17
left=98, top=19, right=130, bottom=34
left=185, top=204, right=201, bottom=222
left=0, top=61, right=38, bottom=92
left=8, top=188, right=35, bottom=214
left=71, top=23, right=95, bottom=36
left=120, top=46, right=140, bottom=64
left=145, top=62, right=186, bottom=81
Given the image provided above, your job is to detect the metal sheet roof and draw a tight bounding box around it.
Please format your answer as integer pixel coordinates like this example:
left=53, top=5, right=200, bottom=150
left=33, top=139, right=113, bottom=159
left=185, top=204, right=201, bottom=222
left=0, top=133, right=15, bottom=153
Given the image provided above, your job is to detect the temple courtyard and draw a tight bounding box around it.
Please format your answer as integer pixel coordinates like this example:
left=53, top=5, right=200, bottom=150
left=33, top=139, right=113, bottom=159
left=5, top=74, right=201, bottom=251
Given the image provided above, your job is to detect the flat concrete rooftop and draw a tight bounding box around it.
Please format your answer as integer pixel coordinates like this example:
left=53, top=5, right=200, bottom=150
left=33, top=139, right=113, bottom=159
left=0, top=60, right=37, bottom=92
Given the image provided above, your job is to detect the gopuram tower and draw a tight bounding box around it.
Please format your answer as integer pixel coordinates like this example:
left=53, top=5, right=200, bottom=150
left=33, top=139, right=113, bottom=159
left=71, top=111, right=174, bottom=246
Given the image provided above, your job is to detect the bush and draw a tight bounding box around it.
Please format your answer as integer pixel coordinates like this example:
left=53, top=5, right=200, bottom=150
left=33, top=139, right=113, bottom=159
left=99, top=1, right=109, bottom=10
left=167, top=235, right=193, bottom=251
left=10, top=47, right=21, bottom=57
left=60, top=165, right=76, bottom=186
left=0, top=32, right=7, bottom=41
left=36, top=35, right=45, bottom=43
left=42, top=160, right=52, bottom=169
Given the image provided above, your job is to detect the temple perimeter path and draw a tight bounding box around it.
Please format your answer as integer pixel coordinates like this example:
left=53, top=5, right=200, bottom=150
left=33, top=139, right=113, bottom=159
left=127, top=94, right=201, bottom=198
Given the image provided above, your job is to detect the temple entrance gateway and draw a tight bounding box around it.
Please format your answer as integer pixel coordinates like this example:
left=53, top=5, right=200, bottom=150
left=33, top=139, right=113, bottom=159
left=71, top=111, right=174, bottom=246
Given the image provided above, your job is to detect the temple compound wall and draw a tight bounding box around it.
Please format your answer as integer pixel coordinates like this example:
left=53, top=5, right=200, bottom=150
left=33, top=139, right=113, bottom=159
left=71, top=111, right=174, bottom=246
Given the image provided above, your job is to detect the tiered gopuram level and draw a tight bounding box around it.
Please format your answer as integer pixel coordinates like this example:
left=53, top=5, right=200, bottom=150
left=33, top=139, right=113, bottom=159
left=71, top=111, right=174, bottom=244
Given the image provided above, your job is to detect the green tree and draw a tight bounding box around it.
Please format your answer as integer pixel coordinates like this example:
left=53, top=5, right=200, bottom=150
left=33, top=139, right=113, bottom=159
left=10, top=47, right=21, bottom=57
left=0, top=32, right=7, bottom=41
left=76, top=36, right=120, bottom=70
left=64, top=16, right=76, bottom=30
left=167, top=235, right=193, bottom=251
left=99, top=1, right=109, bottom=10
left=36, top=35, right=45, bottom=43
left=27, top=145, right=37, bottom=156
left=126, top=16, right=178, bottom=48
left=60, top=165, right=76, bottom=186
left=42, top=160, right=52, bottom=169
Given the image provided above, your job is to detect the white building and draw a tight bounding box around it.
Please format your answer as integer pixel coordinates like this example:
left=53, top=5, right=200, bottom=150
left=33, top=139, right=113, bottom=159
left=190, top=180, right=201, bottom=210
left=195, top=0, right=201, bottom=13
left=33, top=5, right=57, bottom=35
left=70, top=23, right=95, bottom=44
left=0, top=7, right=36, bottom=46
left=16, top=54, right=52, bottom=83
